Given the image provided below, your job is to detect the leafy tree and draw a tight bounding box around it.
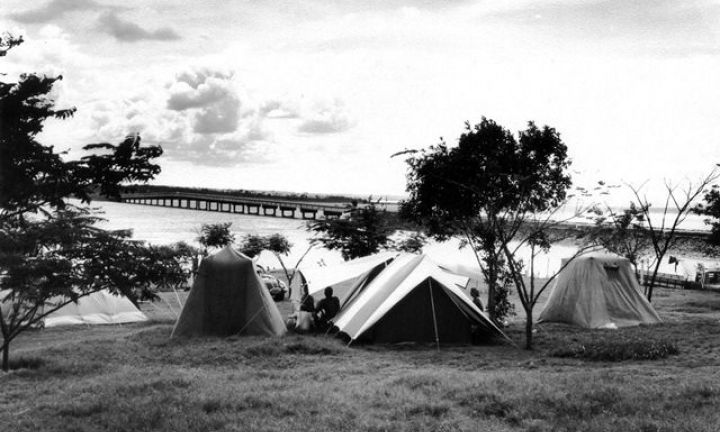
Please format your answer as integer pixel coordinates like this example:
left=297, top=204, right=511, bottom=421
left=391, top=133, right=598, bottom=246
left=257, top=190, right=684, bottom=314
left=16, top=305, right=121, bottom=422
left=309, top=201, right=394, bottom=260
left=238, top=233, right=313, bottom=297
left=197, top=222, right=235, bottom=251
left=0, top=34, right=163, bottom=371
left=401, top=118, right=572, bottom=324
left=590, top=202, right=650, bottom=276
left=238, top=233, right=267, bottom=258
left=392, top=232, right=427, bottom=254
left=695, top=183, right=720, bottom=245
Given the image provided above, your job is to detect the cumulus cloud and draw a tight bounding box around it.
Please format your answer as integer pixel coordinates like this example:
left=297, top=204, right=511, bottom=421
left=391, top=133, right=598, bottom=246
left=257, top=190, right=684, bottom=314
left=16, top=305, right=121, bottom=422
left=297, top=99, right=354, bottom=134
left=99, top=12, right=180, bottom=42
left=10, top=0, right=101, bottom=23
left=166, top=69, right=245, bottom=134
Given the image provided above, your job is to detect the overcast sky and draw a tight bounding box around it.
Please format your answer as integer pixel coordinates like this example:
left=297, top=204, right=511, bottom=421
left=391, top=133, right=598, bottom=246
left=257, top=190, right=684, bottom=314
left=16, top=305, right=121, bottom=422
left=2, top=0, right=719, bottom=199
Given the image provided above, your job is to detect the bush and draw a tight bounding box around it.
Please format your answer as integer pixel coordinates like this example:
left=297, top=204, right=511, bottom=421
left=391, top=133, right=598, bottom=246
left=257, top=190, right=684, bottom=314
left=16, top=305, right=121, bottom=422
left=550, top=338, right=679, bottom=361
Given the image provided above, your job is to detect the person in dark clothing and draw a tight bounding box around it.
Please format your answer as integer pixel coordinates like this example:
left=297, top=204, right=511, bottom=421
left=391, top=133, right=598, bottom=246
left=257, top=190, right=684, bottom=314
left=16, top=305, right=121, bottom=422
left=314, top=286, right=340, bottom=331
left=470, top=288, right=484, bottom=311
left=299, top=284, right=315, bottom=313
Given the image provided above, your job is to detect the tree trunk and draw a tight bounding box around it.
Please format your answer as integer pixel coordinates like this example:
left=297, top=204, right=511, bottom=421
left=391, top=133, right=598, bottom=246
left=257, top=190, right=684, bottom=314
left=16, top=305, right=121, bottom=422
left=2, top=342, right=8, bottom=372
left=525, top=308, right=533, bottom=350
left=647, top=259, right=663, bottom=302
left=486, top=261, right=498, bottom=321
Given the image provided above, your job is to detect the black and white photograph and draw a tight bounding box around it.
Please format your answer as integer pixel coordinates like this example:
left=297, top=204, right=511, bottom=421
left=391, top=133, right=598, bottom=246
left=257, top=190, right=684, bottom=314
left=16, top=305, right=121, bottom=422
left=2, top=1, right=720, bottom=431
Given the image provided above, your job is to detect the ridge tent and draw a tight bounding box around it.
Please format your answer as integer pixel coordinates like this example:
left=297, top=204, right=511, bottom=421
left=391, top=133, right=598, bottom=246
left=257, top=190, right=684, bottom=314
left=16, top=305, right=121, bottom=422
left=0, top=289, right=148, bottom=327
left=333, top=254, right=507, bottom=344
left=171, top=246, right=286, bottom=337
left=293, top=251, right=399, bottom=305
left=538, top=252, right=662, bottom=329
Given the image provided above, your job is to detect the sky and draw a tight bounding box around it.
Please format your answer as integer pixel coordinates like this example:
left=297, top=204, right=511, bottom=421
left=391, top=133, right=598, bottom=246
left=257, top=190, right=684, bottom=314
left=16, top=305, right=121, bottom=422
left=2, top=0, right=720, bottom=201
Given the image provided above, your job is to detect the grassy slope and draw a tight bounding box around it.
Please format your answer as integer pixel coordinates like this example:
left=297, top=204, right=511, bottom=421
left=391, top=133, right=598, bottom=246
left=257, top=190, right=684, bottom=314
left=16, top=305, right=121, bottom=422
left=2, top=288, right=720, bottom=432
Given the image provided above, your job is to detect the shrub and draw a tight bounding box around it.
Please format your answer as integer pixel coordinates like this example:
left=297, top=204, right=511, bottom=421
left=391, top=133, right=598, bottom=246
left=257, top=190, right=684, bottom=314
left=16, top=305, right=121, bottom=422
left=550, top=338, right=679, bottom=361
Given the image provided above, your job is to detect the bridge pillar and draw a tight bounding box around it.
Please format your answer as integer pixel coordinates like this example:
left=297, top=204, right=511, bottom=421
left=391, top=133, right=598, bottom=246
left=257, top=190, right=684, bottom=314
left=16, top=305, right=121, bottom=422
left=280, top=206, right=296, bottom=218
left=300, top=208, right=318, bottom=220
left=247, top=204, right=260, bottom=215
left=323, top=210, right=343, bottom=220
left=233, top=204, right=244, bottom=214
left=263, top=205, right=278, bottom=216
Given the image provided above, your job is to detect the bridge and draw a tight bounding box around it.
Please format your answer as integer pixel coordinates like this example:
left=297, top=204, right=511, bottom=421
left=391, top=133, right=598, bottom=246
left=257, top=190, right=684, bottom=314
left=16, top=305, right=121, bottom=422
left=120, top=192, right=351, bottom=220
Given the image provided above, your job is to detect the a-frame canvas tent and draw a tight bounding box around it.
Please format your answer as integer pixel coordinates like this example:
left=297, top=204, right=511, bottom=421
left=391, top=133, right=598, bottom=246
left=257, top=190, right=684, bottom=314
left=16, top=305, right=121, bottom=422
left=538, top=252, right=662, bottom=329
left=171, top=246, right=286, bottom=337
left=0, top=289, right=148, bottom=328
left=333, top=254, right=507, bottom=344
left=293, top=252, right=399, bottom=305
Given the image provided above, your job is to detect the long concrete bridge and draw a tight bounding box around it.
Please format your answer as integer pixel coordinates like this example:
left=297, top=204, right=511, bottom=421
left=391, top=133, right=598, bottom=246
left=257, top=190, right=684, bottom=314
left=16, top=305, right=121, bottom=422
left=120, top=192, right=351, bottom=220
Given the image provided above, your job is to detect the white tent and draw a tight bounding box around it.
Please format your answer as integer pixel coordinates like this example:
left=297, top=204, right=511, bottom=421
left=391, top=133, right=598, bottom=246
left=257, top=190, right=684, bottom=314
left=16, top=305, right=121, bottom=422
left=538, top=252, right=662, bottom=329
left=293, top=252, right=399, bottom=302
left=333, top=254, right=507, bottom=344
left=1, top=289, right=148, bottom=328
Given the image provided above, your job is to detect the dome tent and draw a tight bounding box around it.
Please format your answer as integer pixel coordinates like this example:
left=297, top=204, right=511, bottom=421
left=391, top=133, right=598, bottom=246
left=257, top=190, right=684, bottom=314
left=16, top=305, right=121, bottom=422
left=171, top=246, right=286, bottom=337
left=0, top=289, right=147, bottom=328
left=538, top=252, right=661, bottom=329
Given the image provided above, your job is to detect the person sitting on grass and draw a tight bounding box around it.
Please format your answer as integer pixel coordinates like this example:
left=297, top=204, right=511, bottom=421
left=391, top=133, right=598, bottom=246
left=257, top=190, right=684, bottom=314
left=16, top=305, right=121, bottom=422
left=314, top=286, right=340, bottom=331
left=299, top=284, right=315, bottom=313
left=288, top=284, right=315, bottom=333
left=470, top=288, right=484, bottom=311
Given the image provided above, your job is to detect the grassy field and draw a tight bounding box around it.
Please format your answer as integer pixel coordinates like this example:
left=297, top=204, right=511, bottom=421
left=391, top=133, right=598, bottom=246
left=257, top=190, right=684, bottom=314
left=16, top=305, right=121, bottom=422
left=2, top=287, right=720, bottom=432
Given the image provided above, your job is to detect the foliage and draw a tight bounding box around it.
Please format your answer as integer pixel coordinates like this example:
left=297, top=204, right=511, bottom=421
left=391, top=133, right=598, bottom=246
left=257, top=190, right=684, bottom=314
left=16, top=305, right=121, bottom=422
left=237, top=234, right=266, bottom=258
left=238, top=233, right=311, bottom=296
left=551, top=337, right=679, bottom=361
left=589, top=202, right=649, bottom=269
left=392, top=232, right=427, bottom=254
left=0, top=34, right=163, bottom=371
left=197, top=222, right=235, bottom=251
left=625, top=170, right=720, bottom=301
left=401, top=117, right=572, bottom=334
left=695, top=184, right=720, bottom=245
left=309, top=201, right=394, bottom=260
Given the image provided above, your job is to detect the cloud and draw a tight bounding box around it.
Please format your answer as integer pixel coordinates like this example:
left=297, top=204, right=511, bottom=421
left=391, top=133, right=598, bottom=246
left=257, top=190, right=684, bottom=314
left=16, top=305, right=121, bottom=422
left=166, top=69, right=244, bottom=134
left=9, top=0, right=101, bottom=23
left=98, top=12, right=180, bottom=42
left=486, top=0, right=720, bottom=56
left=297, top=100, right=354, bottom=134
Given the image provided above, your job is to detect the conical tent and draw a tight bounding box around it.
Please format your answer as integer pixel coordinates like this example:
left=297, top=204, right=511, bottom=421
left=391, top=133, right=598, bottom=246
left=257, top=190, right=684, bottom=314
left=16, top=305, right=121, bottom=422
left=171, top=246, right=286, bottom=337
left=333, top=254, right=507, bottom=344
left=0, top=289, right=147, bottom=328
left=538, top=252, right=662, bottom=329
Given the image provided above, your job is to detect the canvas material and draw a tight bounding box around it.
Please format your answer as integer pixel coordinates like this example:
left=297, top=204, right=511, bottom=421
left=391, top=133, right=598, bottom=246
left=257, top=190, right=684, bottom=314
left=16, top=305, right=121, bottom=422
left=171, top=246, right=286, bottom=337
left=538, top=252, right=662, bottom=328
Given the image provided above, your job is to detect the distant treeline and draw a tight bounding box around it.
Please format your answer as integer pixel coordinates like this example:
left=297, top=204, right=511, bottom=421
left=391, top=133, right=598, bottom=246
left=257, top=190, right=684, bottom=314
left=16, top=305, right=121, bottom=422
left=105, top=184, right=372, bottom=204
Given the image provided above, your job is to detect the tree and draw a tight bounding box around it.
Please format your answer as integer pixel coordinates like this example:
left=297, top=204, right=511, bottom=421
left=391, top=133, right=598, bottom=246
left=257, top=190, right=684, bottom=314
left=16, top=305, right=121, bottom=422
left=392, top=232, right=427, bottom=254
left=589, top=202, right=650, bottom=276
left=695, top=183, right=720, bottom=245
left=0, top=34, right=163, bottom=371
left=238, top=233, right=266, bottom=258
left=401, top=118, right=572, bottom=324
left=238, top=233, right=313, bottom=297
left=197, top=222, right=235, bottom=252
left=627, top=170, right=720, bottom=301
left=309, top=201, right=394, bottom=260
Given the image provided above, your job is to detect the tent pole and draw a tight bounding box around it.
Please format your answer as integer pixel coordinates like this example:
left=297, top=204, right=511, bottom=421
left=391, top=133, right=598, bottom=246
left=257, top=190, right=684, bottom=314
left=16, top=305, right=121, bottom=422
left=428, top=279, right=440, bottom=351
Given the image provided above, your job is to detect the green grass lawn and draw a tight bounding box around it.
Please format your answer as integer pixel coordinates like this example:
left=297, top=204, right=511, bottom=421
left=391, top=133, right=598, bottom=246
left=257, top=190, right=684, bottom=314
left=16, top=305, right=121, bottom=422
left=3, top=287, right=720, bottom=432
